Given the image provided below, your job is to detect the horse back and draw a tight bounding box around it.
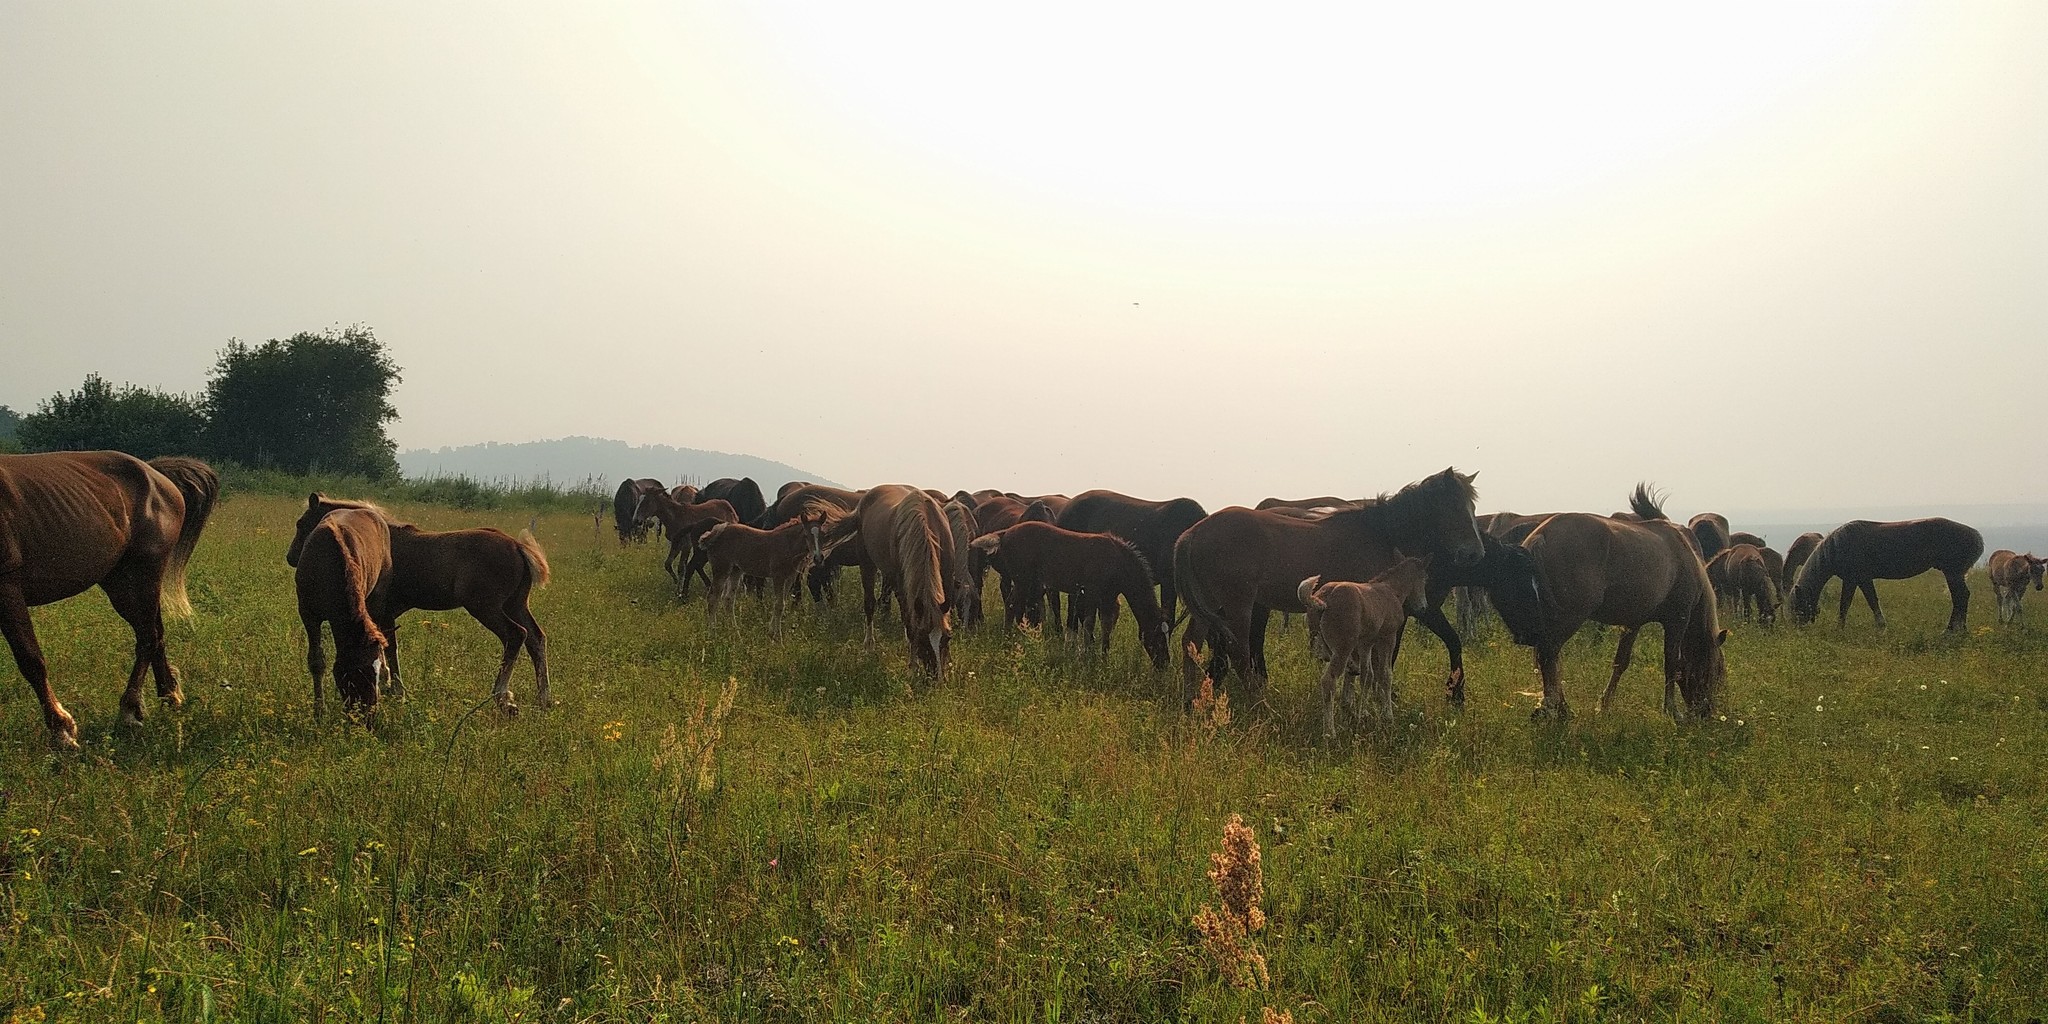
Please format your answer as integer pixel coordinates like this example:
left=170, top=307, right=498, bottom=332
left=384, top=525, right=534, bottom=612
left=1830, top=519, right=1984, bottom=579
left=1525, top=513, right=1700, bottom=628
left=1179, top=506, right=1401, bottom=613
left=0, top=451, right=185, bottom=603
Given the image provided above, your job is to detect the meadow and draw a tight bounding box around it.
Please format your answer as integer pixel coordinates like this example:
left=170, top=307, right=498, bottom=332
left=2, top=490, right=2044, bottom=1023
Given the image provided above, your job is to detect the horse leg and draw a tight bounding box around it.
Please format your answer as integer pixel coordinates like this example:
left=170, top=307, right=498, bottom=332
left=1659, top=623, right=1685, bottom=721
left=1098, top=597, right=1120, bottom=655
left=1943, top=571, right=1969, bottom=632
left=1531, top=641, right=1570, bottom=720
left=303, top=613, right=328, bottom=717
left=1598, top=626, right=1641, bottom=714
left=101, top=568, right=177, bottom=726
left=1248, top=605, right=1273, bottom=691
left=1837, top=581, right=1854, bottom=627
left=1859, top=581, right=1885, bottom=629
left=512, top=603, right=550, bottom=706
left=1376, top=644, right=1396, bottom=722
left=860, top=563, right=879, bottom=647
left=379, top=618, right=406, bottom=699
left=0, top=584, right=77, bottom=750
left=469, top=607, right=527, bottom=714
left=1414, top=605, right=1465, bottom=707
left=769, top=578, right=787, bottom=640
left=1318, top=650, right=1344, bottom=740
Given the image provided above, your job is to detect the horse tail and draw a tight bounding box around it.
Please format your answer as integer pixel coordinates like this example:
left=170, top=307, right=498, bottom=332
left=148, top=456, right=221, bottom=619
left=517, top=528, right=551, bottom=589
left=1296, top=575, right=1327, bottom=611
left=1173, top=528, right=1238, bottom=653
left=1628, top=482, right=1667, bottom=522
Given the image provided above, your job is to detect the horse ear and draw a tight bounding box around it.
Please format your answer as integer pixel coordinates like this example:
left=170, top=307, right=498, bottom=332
left=308, top=492, right=323, bottom=509
left=1716, top=628, right=1730, bottom=647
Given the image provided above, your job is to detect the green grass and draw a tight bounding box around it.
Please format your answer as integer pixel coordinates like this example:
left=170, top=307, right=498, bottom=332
left=2, top=492, right=2045, bottom=1022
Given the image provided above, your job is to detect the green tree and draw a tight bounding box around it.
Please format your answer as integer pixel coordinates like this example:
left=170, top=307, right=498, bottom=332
left=15, top=374, right=208, bottom=458
left=0, top=404, right=21, bottom=453
left=204, top=325, right=403, bottom=479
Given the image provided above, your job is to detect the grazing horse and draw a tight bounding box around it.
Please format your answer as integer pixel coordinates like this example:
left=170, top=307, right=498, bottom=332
left=295, top=507, right=393, bottom=713
left=1174, top=467, right=1484, bottom=697
left=1508, top=485, right=1726, bottom=721
left=1687, top=513, right=1731, bottom=560
left=1705, top=543, right=1778, bottom=625
left=1782, top=532, right=1823, bottom=591
left=613, top=478, right=665, bottom=544
left=941, top=501, right=983, bottom=628
left=970, top=522, right=1169, bottom=667
left=818, top=485, right=957, bottom=677
left=0, top=452, right=219, bottom=750
left=1055, top=489, right=1207, bottom=639
left=1729, top=530, right=1768, bottom=550
left=697, top=513, right=831, bottom=637
left=1989, top=550, right=2047, bottom=624
left=1788, top=518, right=1983, bottom=631
left=634, top=490, right=738, bottom=592
left=1297, top=557, right=1433, bottom=736
left=288, top=496, right=552, bottom=713
left=700, top=477, right=768, bottom=528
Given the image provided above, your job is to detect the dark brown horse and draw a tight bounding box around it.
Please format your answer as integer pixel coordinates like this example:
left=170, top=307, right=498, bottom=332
left=1174, top=467, right=1484, bottom=696
left=1, top=452, right=219, bottom=749
left=1056, top=489, right=1207, bottom=638
left=817, top=485, right=957, bottom=676
left=1989, top=550, right=2047, bottom=624
left=942, top=501, right=982, bottom=629
left=699, top=477, right=768, bottom=527
left=288, top=496, right=552, bottom=713
left=1728, top=530, right=1768, bottom=550
left=295, top=507, right=393, bottom=713
left=1687, top=513, right=1731, bottom=559
left=1506, top=485, right=1726, bottom=721
left=970, top=521, right=1169, bottom=667
left=1298, top=557, right=1433, bottom=736
left=1705, top=543, right=1778, bottom=625
left=1256, top=495, right=1360, bottom=511
left=697, top=512, right=831, bottom=637
left=613, top=478, right=665, bottom=544
left=634, top=490, right=738, bottom=592
left=1782, top=532, right=1823, bottom=591
left=1787, top=519, right=1983, bottom=631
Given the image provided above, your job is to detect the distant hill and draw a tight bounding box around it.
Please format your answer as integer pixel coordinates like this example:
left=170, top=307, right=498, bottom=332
left=397, top=437, right=841, bottom=493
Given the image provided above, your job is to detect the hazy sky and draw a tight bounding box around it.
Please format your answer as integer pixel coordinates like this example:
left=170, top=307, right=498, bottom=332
left=4, top=2, right=2043, bottom=514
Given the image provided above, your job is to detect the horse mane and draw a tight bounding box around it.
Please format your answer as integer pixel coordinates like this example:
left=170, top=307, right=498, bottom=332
left=1325, top=467, right=1477, bottom=534
left=1629, top=483, right=1668, bottom=521
left=314, top=514, right=387, bottom=653
left=894, top=497, right=949, bottom=618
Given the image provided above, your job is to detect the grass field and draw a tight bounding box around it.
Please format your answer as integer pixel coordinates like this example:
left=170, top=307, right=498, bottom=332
left=2, top=491, right=2045, bottom=1022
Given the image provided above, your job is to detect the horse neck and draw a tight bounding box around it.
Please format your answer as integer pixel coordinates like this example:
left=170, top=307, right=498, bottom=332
left=1338, top=493, right=1460, bottom=559
left=1108, top=544, right=1163, bottom=623
left=1792, top=537, right=1837, bottom=596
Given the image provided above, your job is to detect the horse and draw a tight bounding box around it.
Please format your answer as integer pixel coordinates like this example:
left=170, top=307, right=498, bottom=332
left=1506, top=485, right=1726, bottom=721
left=1256, top=495, right=1360, bottom=510
left=1004, top=499, right=1067, bottom=628
left=1782, top=532, right=1823, bottom=591
left=1297, top=557, right=1433, bottom=737
left=1729, top=530, right=1768, bottom=550
left=1055, top=489, right=1207, bottom=640
left=288, top=495, right=552, bottom=713
left=697, top=512, right=832, bottom=638
left=1787, top=518, right=1983, bottom=631
left=0, top=452, right=219, bottom=750
left=295, top=507, right=393, bottom=713
left=1687, top=513, right=1731, bottom=560
left=1705, top=543, right=1778, bottom=625
left=699, top=477, right=768, bottom=528
left=761, top=484, right=868, bottom=603
left=970, top=522, right=1169, bottom=667
left=612, top=478, right=665, bottom=544
left=941, top=501, right=983, bottom=628
left=817, top=485, right=957, bottom=677
left=633, top=491, right=739, bottom=593
left=1173, top=467, right=1484, bottom=698
left=1986, top=549, right=2045, bottom=625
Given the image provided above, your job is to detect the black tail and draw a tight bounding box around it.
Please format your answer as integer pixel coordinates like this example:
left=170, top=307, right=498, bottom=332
left=1629, top=482, right=1667, bottom=521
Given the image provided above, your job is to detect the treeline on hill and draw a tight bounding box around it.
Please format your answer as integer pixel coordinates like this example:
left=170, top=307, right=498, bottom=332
left=8, top=325, right=402, bottom=478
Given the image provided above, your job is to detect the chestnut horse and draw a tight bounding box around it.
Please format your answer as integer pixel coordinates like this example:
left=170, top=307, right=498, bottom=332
left=1056, top=489, right=1207, bottom=640
left=1297, top=557, right=1433, bottom=736
left=1507, top=485, right=1726, bottom=721
left=761, top=484, right=868, bottom=603
left=288, top=495, right=552, bottom=713
left=1788, top=518, right=1983, bottom=631
left=613, top=478, right=664, bottom=544
left=633, top=489, right=738, bottom=592
left=970, top=521, right=1169, bottom=667
left=1256, top=495, right=1360, bottom=511
left=1989, top=549, right=2047, bottom=624
left=295, top=507, right=393, bottom=713
left=1173, top=467, right=1484, bottom=696
left=817, top=485, right=957, bottom=677
left=1, top=452, right=219, bottom=749
left=1782, top=532, right=1823, bottom=592
left=1705, top=543, right=1778, bottom=625
left=697, top=512, right=831, bottom=637
left=941, top=501, right=982, bottom=629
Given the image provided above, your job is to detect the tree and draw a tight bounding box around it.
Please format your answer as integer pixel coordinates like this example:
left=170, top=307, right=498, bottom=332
left=15, top=374, right=207, bottom=458
left=204, top=325, right=402, bottom=479
left=0, top=405, right=20, bottom=453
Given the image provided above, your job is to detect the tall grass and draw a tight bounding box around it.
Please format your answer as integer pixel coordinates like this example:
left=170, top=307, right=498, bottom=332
left=1, top=490, right=2044, bottom=1021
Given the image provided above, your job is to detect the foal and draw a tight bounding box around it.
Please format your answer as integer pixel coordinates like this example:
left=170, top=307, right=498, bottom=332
left=634, top=489, right=738, bottom=593
left=1296, top=557, right=1433, bottom=738
left=698, top=512, right=829, bottom=637
left=1989, top=550, right=2047, bottom=624
left=1706, top=543, right=1779, bottom=625
left=294, top=507, right=392, bottom=714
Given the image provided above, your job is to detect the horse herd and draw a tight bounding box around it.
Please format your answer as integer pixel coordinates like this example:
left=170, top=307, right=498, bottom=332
left=0, top=449, right=2040, bottom=751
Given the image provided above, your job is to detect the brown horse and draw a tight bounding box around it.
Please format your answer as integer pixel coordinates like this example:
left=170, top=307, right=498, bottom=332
left=1688, top=513, right=1732, bottom=560
left=1173, top=467, right=1484, bottom=696
left=295, top=507, right=393, bottom=713
left=818, top=485, right=957, bottom=676
left=697, top=512, right=831, bottom=637
left=1705, top=543, right=1778, bottom=625
left=1728, top=530, right=1768, bottom=550
left=634, top=490, right=738, bottom=591
left=699, top=477, right=768, bottom=527
left=1056, top=489, right=1207, bottom=639
left=1782, top=532, right=1823, bottom=591
left=1986, top=549, right=2045, bottom=625
left=970, top=521, right=1169, bottom=667
left=0, top=452, right=219, bottom=749
left=1256, top=495, right=1360, bottom=510
left=761, top=484, right=868, bottom=603
left=941, top=501, right=982, bottom=628
left=1787, top=518, right=1983, bottom=631
left=1507, top=485, right=1726, bottom=721
left=288, top=495, right=552, bottom=713
left=613, top=478, right=665, bottom=544
left=1297, top=557, right=1433, bottom=736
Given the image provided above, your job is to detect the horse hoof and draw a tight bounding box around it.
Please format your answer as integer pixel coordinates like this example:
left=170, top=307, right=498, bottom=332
left=496, top=695, right=520, bottom=716
left=161, top=690, right=185, bottom=711
left=120, top=709, right=146, bottom=729
left=1530, top=703, right=1570, bottom=722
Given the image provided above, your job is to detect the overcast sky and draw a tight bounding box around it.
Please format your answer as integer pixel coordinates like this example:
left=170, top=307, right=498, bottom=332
left=4, top=2, right=2042, bottom=514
